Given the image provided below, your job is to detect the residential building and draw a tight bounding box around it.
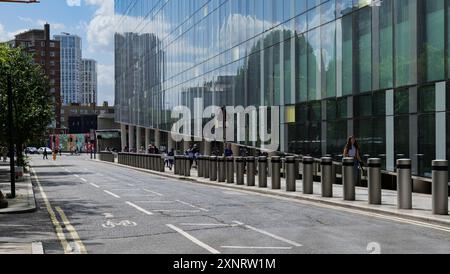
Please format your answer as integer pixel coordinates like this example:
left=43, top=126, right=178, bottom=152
left=9, top=23, right=61, bottom=129
left=81, top=59, right=97, bottom=106
left=54, top=33, right=82, bottom=105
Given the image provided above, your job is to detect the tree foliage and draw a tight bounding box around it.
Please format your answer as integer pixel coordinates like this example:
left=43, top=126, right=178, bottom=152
left=0, top=44, right=54, bottom=165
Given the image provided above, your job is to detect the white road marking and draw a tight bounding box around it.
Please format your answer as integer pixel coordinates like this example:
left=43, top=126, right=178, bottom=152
left=180, top=223, right=238, bottom=227
left=233, top=221, right=303, bottom=247
left=126, top=202, right=153, bottom=215
left=127, top=184, right=135, bottom=187
left=90, top=183, right=100, bottom=188
left=80, top=178, right=88, bottom=182
left=134, top=201, right=174, bottom=204
left=142, top=188, right=164, bottom=197
left=166, top=224, right=221, bottom=254
left=221, top=246, right=292, bottom=250
left=103, top=190, right=120, bottom=199
left=176, top=200, right=208, bottom=212
left=74, top=174, right=80, bottom=178
left=154, top=210, right=201, bottom=213
left=121, top=194, right=155, bottom=198
left=103, top=213, right=114, bottom=219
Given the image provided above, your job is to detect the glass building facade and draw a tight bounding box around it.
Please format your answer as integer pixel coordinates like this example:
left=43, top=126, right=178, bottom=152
left=115, top=0, right=450, bottom=178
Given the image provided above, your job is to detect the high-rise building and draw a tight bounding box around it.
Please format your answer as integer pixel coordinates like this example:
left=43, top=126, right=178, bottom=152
left=115, top=0, right=450, bottom=181
left=54, top=33, right=82, bottom=105
left=81, top=59, right=97, bottom=106
left=9, top=23, right=61, bottom=129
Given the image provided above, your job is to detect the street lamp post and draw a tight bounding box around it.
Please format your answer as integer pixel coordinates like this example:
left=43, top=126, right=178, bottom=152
left=7, top=74, right=16, bottom=198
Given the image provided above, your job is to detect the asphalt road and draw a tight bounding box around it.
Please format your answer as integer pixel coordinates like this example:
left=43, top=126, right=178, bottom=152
left=9, top=154, right=450, bottom=254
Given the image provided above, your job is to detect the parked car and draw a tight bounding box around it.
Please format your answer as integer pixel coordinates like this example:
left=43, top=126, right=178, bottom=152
left=38, top=147, right=52, bottom=154
left=25, top=147, right=38, bottom=154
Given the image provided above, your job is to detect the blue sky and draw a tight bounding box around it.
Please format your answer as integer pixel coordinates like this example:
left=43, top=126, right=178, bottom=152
left=0, top=0, right=115, bottom=105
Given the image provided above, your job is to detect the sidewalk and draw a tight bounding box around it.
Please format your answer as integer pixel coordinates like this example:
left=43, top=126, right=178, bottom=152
left=0, top=242, right=44, bottom=254
left=100, top=159, right=450, bottom=228
left=0, top=162, right=37, bottom=214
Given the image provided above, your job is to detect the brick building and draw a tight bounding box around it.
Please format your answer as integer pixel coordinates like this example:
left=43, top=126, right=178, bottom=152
left=8, top=23, right=62, bottom=130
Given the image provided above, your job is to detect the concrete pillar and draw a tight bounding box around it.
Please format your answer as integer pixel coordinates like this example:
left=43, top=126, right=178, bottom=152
left=128, top=125, right=135, bottom=152
left=183, top=140, right=191, bottom=152
left=203, top=141, right=211, bottom=156
left=231, top=144, right=239, bottom=157
left=168, top=134, right=175, bottom=151
left=121, top=124, right=127, bottom=152
left=136, top=127, right=142, bottom=153
left=155, top=129, right=161, bottom=150
left=145, top=128, right=151, bottom=153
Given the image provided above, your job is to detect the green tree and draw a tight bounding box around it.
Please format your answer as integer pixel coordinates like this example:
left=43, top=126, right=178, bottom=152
left=0, top=44, right=54, bottom=167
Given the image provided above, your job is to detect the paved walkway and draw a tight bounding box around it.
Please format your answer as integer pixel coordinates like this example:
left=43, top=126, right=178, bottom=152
left=0, top=242, right=44, bottom=254
left=0, top=162, right=37, bottom=214
left=104, top=159, right=450, bottom=228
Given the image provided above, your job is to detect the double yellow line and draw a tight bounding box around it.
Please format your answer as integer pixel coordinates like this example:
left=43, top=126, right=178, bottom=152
left=31, top=168, right=87, bottom=254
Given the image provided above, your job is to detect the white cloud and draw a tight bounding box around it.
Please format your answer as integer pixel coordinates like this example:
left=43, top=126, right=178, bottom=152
left=97, top=64, right=114, bottom=86
left=0, top=22, right=28, bottom=42
left=66, top=0, right=81, bottom=7
left=18, top=16, right=66, bottom=30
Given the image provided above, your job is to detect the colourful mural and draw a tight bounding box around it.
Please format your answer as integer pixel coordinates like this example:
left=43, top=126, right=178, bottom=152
left=50, top=134, right=95, bottom=152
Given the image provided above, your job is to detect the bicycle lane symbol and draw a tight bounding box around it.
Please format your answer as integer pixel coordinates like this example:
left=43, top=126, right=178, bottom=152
left=101, top=213, right=137, bottom=229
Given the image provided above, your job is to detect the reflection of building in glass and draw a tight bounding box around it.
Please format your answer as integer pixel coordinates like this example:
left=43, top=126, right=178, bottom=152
left=115, top=0, right=450, bottom=179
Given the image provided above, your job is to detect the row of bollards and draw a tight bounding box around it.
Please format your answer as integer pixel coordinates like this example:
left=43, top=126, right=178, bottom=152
left=118, top=153, right=165, bottom=172
left=174, top=155, right=449, bottom=216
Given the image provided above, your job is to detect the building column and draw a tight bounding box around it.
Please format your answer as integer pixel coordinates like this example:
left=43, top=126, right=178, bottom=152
left=145, top=129, right=151, bottom=153
left=183, top=140, right=191, bottom=152
left=155, top=129, right=161, bottom=150
left=436, top=82, right=446, bottom=160
left=386, top=90, right=395, bottom=172
left=168, top=134, right=175, bottom=152
left=128, top=125, right=135, bottom=152
left=136, top=127, right=142, bottom=153
left=202, top=141, right=211, bottom=156
left=121, top=124, right=127, bottom=152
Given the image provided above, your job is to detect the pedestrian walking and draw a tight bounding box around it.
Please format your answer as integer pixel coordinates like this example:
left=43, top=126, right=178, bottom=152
left=52, top=149, right=57, bottom=161
left=343, top=135, right=364, bottom=184
left=43, top=149, right=48, bottom=160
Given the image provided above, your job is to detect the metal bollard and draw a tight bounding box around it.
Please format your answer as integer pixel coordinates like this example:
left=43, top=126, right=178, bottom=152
left=432, top=160, right=448, bottom=215
left=295, top=156, right=301, bottom=179
left=258, top=157, right=268, bottom=188
left=343, top=157, right=356, bottom=201
left=198, top=156, right=204, bottom=177
left=179, top=156, right=186, bottom=176
left=226, top=157, right=234, bottom=184
left=203, top=156, right=210, bottom=179
left=271, top=156, right=281, bottom=190
left=174, top=156, right=180, bottom=175
left=302, top=156, right=314, bottom=194
left=236, top=157, right=245, bottom=185
left=246, top=157, right=256, bottom=186
left=286, top=156, right=296, bottom=192
left=218, top=156, right=226, bottom=182
left=368, top=158, right=382, bottom=205
left=159, top=155, right=165, bottom=172
left=152, top=155, right=157, bottom=171
left=210, top=156, right=218, bottom=181
left=397, top=159, right=412, bottom=209
left=321, top=157, right=333, bottom=197
left=185, top=156, right=191, bottom=177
